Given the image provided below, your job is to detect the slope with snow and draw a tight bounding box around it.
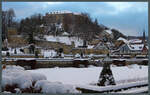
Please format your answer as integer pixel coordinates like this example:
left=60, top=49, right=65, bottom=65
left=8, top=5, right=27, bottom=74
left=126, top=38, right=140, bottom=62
left=44, top=35, right=83, bottom=47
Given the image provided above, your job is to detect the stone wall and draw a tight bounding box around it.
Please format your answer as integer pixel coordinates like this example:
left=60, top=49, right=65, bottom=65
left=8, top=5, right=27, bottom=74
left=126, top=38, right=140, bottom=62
left=71, top=48, right=109, bottom=55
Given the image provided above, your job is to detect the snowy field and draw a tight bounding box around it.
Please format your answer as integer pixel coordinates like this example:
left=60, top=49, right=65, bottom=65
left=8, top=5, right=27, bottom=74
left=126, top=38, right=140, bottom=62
left=28, top=65, right=148, bottom=85
left=44, top=35, right=94, bottom=48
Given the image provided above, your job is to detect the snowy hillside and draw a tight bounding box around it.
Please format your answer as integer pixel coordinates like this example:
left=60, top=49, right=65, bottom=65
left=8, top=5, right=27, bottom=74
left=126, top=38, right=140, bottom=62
left=44, top=35, right=83, bottom=47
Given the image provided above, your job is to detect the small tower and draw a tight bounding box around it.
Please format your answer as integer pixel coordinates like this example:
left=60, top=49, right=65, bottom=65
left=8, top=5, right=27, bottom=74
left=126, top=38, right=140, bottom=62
left=142, top=29, right=146, bottom=44
left=142, top=29, right=147, bottom=53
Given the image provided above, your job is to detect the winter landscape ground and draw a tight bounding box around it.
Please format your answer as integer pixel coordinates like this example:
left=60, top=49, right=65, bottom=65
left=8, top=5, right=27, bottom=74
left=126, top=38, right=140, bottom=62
left=2, top=65, right=148, bottom=93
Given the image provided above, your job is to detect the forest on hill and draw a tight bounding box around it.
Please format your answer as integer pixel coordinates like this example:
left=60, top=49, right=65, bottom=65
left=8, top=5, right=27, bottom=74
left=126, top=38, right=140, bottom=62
left=2, top=8, right=127, bottom=44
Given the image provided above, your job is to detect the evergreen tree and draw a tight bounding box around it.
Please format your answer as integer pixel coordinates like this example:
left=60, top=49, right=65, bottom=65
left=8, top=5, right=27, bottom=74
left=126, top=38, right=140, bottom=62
left=97, top=63, right=116, bottom=86
left=14, top=48, right=17, bottom=54
left=94, top=18, right=98, bottom=26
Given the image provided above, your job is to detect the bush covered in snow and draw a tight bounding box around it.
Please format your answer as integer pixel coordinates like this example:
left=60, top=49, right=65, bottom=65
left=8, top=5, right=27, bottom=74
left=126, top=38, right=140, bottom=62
left=2, top=65, right=47, bottom=93
left=34, top=80, right=80, bottom=93
left=2, top=65, right=80, bottom=93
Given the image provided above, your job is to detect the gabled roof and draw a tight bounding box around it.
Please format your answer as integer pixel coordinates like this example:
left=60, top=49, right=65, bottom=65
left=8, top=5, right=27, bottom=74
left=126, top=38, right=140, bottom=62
left=105, top=29, right=112, bottom=34
left=116, top=43, right=148, bottom=52
left=117, top=37, right=128, bottom=44
left=129, top=39, right=142, bottom=44
left=94, top=42, right=108, bottom=49
left=62, top=32, right=69, bottom=36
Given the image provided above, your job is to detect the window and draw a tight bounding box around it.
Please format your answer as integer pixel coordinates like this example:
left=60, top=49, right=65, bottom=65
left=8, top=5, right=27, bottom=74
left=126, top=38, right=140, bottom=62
left=131, top=46, right=134, bottom=49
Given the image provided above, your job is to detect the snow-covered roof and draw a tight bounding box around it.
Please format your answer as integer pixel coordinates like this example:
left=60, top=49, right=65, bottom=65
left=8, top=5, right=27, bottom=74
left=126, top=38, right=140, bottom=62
left=40, top=24, right=44, bottom=27
left=62, top=32, right=69, bottom=36
left=129, top=39, right=142, bottom=44
left=87, top=45, right=94, bottom=49
left=74, top=12, right=81, bottom=15
left=117, top=37, right=128, bottom=43
left=118, top=38, right=144, bottom=45
left=105, top=29, right=112, bottom=34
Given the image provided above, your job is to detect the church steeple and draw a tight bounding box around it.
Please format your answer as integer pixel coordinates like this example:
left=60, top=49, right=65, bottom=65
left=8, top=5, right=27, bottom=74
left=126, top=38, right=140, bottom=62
left=143, top=29, right=145, bottom=44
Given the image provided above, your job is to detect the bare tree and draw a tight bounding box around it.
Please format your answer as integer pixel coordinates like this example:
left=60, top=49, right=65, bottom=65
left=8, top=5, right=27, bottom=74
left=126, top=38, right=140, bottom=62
left=2, top=8, right=16, bottom=41
left=7, top=8, right=15, bottom=27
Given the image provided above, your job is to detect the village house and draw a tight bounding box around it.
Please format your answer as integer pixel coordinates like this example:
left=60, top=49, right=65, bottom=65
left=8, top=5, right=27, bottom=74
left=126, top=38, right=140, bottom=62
left=113, top=39, right=148, bottom=54
left=93, top=42, right=108, bottom=50
left=105, top=29, right=114, bottom=40
left=21, top=44, right=42, bottom=54
left=113, top=30, right=148, bottom=54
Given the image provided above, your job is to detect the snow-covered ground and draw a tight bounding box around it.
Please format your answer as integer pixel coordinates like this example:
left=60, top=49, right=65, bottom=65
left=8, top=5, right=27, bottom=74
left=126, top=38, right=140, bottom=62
left=2, top=65, right=147, bottom=93
left=28, top=65, right=148, bottom=85
left=44, top=35, right=83, bottom=47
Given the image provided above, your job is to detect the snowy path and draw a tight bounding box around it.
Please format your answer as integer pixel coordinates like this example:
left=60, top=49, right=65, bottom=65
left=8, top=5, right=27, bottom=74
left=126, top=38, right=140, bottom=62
left=77, top=80, right=148, bottom=93
left=118, top=86, right=148, bottom=93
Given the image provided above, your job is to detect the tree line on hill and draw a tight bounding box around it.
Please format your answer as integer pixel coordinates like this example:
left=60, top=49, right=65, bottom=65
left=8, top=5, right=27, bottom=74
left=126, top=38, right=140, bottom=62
left=2, top=8, right=126, bottom=44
